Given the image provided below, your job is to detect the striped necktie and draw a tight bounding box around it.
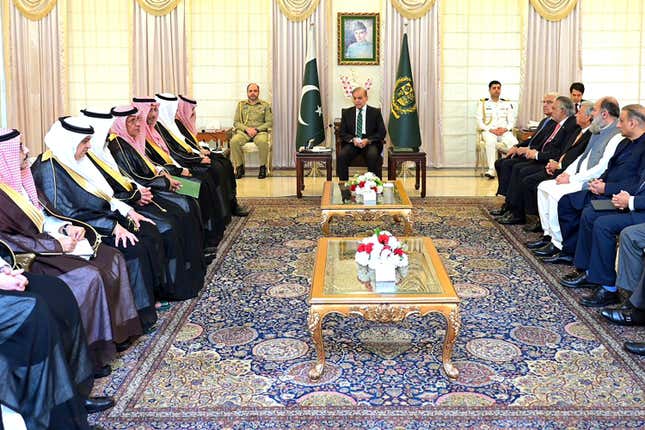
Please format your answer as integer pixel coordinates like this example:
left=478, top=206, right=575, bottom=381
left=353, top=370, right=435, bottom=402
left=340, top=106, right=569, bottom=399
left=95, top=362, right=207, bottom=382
left=356, top=108, right=363, bottom=138
left=541, top=123, right=562, bottom=150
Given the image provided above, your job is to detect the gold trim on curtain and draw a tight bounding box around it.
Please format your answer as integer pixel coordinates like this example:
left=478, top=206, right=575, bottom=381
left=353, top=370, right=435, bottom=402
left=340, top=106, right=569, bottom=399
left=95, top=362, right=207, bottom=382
left=529, top=0, right=578, bottom=22
left=11, top=0, right=57, bottom=20
left=135, top=0, right=180, bottom=17
left=275, top=0, right=320, bottom=22
left=390, top=0, right=436, bottom=20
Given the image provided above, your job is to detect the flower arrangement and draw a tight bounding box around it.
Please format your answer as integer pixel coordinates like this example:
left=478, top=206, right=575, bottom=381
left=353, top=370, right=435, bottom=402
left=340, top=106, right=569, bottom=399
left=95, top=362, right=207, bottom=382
left=340, top=75, right=373, bottom=99
left=347, top=172, right=384, bottom=195
left=354, top=229, right=408, bottom=270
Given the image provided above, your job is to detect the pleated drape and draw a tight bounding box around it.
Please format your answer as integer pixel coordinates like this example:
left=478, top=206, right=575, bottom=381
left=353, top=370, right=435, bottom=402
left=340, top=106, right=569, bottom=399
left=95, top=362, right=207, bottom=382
left=4, top=0, right=65, bottom=153
left=271, top=0, right=329, bottom=168
left=132, top=0, right=189, bottom=97
left=518, top=1, right=581, bottom=126
left=383, top=1, right=442, bottom=166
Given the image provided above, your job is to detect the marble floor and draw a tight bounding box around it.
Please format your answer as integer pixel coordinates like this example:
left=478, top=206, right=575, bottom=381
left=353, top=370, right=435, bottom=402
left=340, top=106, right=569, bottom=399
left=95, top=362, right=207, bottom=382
left=236, top=168, right=500, bottom=198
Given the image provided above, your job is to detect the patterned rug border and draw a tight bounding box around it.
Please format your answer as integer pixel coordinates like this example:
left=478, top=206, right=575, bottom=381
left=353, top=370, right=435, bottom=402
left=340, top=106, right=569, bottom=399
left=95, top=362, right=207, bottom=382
left=97, top=197, right=645, bottom=427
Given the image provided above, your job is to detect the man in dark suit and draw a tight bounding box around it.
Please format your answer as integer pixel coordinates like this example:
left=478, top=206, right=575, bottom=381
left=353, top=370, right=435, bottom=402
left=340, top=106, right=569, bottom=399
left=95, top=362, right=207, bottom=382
left=520, top=101, right=593, bottom=233
left=570, top=82, right=585, bottom=113
left=558, top=105, right=645, bottom=308
left=491, top=93, right=557, bottom=214
left=497, top=96, right=580, bottom=225
left=337, top=87, right=386, bottom=181
left=600, top=223, right=645, bottom=355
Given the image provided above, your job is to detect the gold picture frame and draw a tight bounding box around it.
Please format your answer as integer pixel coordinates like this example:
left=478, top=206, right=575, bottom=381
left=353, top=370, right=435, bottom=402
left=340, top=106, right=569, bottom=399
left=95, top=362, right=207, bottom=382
left=338, top=12, right=380, bottom=65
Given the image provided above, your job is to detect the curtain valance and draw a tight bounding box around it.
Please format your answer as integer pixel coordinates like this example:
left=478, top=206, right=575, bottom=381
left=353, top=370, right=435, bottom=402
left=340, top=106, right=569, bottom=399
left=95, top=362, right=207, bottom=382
left=11, top=0, right=57, bottom=20
left=135, top=0, right=181, bottom=17
left=275, top=0, right=320, bottom=22
left=529, top=0, right=578, bottom=22
left=390, top=0, right=436, bottom=20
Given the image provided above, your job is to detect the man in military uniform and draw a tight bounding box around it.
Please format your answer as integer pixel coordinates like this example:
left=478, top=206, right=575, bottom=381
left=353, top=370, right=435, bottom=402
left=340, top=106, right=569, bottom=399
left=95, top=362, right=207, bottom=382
left=476, top=80, right=518, bottom=178
left=230, top=83, right=273, bottom=179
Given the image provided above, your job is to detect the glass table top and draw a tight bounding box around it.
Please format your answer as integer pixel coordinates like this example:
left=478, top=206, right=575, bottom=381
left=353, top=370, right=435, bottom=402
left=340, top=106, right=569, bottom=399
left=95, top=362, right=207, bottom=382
left=310, top=237, right=456, bottom=303
left=321, top=181, right=412, bottom=209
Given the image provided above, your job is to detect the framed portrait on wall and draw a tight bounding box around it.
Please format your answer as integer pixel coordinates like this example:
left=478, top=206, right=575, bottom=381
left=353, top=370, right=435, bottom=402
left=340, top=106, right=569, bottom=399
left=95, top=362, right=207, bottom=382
left=338, top=12, right=380, bottom=65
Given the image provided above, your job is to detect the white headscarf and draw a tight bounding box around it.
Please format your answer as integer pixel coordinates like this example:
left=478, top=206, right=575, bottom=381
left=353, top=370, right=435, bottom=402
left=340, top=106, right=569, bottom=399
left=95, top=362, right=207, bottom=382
left=81, top=108, right=119, bottom=171
left=155, top=93, right=200, bottom=154
left=44, top=116, right=132, bottom=216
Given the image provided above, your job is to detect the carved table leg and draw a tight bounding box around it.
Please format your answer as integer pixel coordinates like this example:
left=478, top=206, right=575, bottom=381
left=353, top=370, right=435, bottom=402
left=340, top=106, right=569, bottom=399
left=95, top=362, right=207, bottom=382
left=441, top=305, right=461, bottom=379
left=403, top=212, right=413, bottom=235
left=308, top=308, right=325, bottom=380
left=320, top=212, right=331, bottom=236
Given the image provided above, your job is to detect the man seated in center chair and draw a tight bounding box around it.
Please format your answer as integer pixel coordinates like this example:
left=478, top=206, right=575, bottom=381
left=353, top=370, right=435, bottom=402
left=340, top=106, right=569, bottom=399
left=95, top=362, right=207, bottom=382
left=337, top=87, right=386, bottom=181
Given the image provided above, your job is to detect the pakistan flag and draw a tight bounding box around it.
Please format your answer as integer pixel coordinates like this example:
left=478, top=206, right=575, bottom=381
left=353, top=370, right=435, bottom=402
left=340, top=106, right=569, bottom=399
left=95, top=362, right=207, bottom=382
left=388, top=33, right=421, bottom=152
left=296, top=26, right=325, bottom=149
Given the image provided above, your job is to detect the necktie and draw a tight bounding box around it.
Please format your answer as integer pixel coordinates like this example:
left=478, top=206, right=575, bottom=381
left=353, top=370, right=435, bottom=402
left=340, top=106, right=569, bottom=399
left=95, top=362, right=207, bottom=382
left=356, top=108, right=363, bottom=138
left=541, top=123, right=561, bottom=150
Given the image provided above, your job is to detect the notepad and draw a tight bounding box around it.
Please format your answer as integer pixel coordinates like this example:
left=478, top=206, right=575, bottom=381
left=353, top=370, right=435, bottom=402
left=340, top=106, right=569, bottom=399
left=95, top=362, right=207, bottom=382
left=591, top=199, right=618, bottom=211
left=172, top=176, right=201, bottom=198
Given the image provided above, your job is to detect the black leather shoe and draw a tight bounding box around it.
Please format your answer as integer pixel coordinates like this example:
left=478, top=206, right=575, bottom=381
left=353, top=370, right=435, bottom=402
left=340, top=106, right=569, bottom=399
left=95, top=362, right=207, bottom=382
left=541, top=252, right=574, bottom=265
left=489, top=205, right=507, bottom=216
left=115, top=339, right=131, bottom=353
left=624, top=341, right=645, bottom=356
left=560, top=271, right=597, bottom=288
left=258, top=165, right=267, bottom=179
left=233, top=205, right=250, bottom=217
left=527, top=236, right=551, bottom=249
left=579, top=287, right=621, bottom=307
left=84, top=396, right=115, bottom=413
left=523, top=222, right=543, bottom=233
left=562, top=270, right=584, bottom=281
left=498, top=213, right=525, bottom=225
left=533, top=243, right=561, bottom=257
left=93, top=365, right=111, bottom=379
left=600, top=307, right=645, bottom=326
left=235, top=165, right=245, bottom=179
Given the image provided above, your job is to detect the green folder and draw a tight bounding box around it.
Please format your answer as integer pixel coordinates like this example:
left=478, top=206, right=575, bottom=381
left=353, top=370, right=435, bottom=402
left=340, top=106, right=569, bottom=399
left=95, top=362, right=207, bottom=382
left=172, top=176, right=201, bottom=198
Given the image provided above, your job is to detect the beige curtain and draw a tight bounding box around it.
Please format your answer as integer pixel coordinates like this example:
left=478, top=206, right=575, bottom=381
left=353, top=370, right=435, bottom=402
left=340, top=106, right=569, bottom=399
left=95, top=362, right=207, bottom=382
left=518, top=1, right=581, bottom=126
left=132, top=0, right=189, bottom=97
left=4, top=0, right=65, bottom=153
left=272, top=0, right=329, bottom=168
left=383, top=1, right=442, bottom=166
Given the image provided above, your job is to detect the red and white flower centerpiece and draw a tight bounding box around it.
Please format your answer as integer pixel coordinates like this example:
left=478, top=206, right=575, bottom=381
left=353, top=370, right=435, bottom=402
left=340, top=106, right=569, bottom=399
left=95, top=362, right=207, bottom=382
left=347, top=172, right=384, bottom=196
left=355, top=229, right=408, bottom=281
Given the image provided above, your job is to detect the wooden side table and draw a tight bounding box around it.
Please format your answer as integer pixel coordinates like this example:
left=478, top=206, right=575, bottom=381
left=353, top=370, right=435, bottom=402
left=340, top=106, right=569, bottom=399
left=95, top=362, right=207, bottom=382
left=387, top=148, right=427, bottom=198
left=196, top=128, right=232, bottom=148
left=295, top=151, right=332, bottom=198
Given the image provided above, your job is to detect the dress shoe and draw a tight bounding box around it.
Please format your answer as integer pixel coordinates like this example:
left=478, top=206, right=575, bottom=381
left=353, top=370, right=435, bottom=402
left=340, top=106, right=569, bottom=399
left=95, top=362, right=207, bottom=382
left=600, top=307, right=645, bottom=326
left=579, top=287, right=621, bottom=307
left=84, top=396, right=115, bottom=413
left=489, top=205, right=507, bottom=216
left=526, top=236, right=551, bottom=249
left=498, top=213, right=525, bottom=225
left=541, top=252, right=574, bottom=265
left=235, top=165, right=245, bottom=179
left=484, top=170, right=495, bottom=179
left=523, top=222, right=543, bottom=233
left=258, top=165, right=267, bottom=179
left=115, top=339, right=131, bottom=352
left=233, top=205, right=250, bottom=217
left=559, top=272, right=599, bottom=289
left=533, top=243, right=561, bottom=257
left=93, top=365, right=111, bottom=379
left=624, top=341, right=645, bottom=356
left=562, top=270, right=584, bottom=281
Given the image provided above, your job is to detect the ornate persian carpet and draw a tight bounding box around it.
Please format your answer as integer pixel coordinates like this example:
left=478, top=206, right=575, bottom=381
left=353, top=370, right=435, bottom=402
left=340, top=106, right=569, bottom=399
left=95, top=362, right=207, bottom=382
left=91, top=197, right=645, bottom=429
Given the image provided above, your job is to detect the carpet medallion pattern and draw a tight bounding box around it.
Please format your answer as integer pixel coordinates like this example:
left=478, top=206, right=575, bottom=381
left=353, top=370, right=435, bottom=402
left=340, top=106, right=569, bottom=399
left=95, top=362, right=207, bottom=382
left=91, top=197, right=645, bottom=429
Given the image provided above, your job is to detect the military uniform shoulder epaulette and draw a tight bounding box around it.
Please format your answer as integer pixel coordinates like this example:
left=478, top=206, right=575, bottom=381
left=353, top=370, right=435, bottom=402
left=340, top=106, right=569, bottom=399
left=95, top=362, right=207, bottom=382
left=108, top=133, right=118, bottom=142
left=41, top=150, right=53, bottom=161
left=501, top=98, right=508, bottom=101
left=480, top=98, right=489, bottom=102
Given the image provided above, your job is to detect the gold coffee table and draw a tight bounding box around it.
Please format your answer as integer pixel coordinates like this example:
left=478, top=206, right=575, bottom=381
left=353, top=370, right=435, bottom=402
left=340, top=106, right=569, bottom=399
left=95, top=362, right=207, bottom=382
left=307, top=237, right=461, bottom=381
left=320, top=180, right=413, bottom=235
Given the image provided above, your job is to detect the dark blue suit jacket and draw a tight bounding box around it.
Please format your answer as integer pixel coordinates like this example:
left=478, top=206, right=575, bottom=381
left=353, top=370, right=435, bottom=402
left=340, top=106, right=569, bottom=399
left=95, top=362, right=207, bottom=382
left=599, top=133, right=645, bottom=196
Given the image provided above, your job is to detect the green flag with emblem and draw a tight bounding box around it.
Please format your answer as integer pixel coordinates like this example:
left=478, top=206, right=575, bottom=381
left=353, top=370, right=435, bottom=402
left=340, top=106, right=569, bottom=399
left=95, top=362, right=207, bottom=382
left=296, top=25, right=325, bottom=149
left=388, top=33, right=421, bottom=152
